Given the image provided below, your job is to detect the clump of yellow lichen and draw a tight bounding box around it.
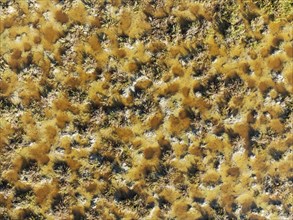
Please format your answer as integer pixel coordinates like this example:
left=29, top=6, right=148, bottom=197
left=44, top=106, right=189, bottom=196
left=0, top=0, right=292, bottom=219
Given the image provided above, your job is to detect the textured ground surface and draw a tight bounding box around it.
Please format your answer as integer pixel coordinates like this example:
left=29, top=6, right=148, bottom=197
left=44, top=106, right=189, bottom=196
left=0, top=0, right=292, bottom=219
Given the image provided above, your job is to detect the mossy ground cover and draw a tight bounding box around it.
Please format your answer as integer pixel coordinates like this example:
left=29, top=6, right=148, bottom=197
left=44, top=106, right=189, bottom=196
left=0, top=0, right=292, bottom=219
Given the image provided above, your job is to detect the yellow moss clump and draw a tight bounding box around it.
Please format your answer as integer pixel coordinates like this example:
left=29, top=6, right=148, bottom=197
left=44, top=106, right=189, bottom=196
left=164, top=82, right=180, bottom=95
left=269, top=119, right=284, bottom=134
left=172, top=143, right=187, bottom=158
left=33, top=35, right=41, bottom=44
left=143, top=146, right=159, bottom=160
left=227, top=167, right=240, bottom=177
left=0, top=119, right=14, bottom=150
left=232, top=122, right=250, bottom=144
left=0, top=81, right=9, bottom=97
left=267, top=55, right=282, bottom=70
left=21, top=112, right=39, bottom=142
left=68, top=1, right=87, bottom=23
left=147, top=112, right=163, bottom=129
left=42, top=123, right=58, bottom=141
left=119, top=10, right=151, bottom=38
left=236, top=192, right=254, bottom=213
left=114, top=127, right=134, bottom=142
left=54, top=10, right=69, bottom=24
left=205, top=134, right=224, bottom=151
left=171, top=198, right=193, bottom=219
left=0, top=70, right=17, bottom=97
left=171, top=64, right=184, bottom=77
left=88, top=81, right=107, bottom=106
left=19, top=80, right=41, bottom=106
left=159, top=186, right=180, bottom=204
left=53, top=95, right=72, bottom=111
left=166, top=115, right=190, bottom=135
left=283, top=43, right=293, bottom=57
left=202, top=170, right=221, bottom=185
left=88, top=16, right=101, bottom=28
left=55, top=111, right=71, bottom=129
left=41, top=25, right=62, bottom=43
left=23, top=143, right=50, bottom=165
left=34, top=181, right=58, bottom=206
left=134, top=78, right=152, bottom=90
left=87, top=34, right=101, bottom=52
